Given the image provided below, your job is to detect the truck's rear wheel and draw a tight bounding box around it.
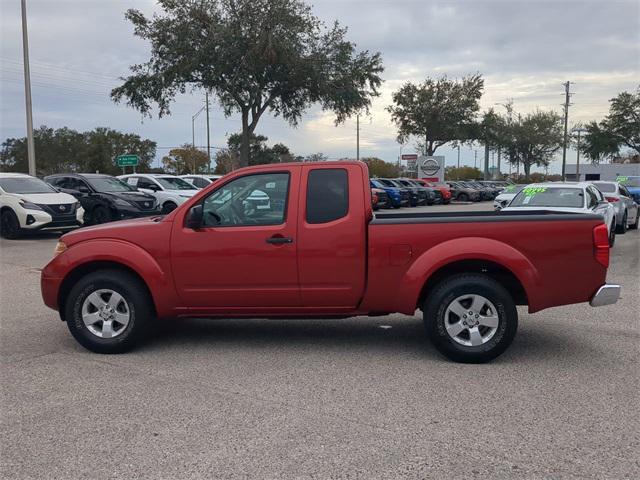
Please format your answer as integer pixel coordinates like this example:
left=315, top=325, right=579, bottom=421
left=423, top=274, right=518, bottom=363
left=65, top=270, right=151, bottom=353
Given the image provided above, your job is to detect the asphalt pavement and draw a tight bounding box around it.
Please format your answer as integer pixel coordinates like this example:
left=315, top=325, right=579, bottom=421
left=1, top=203, right=639, bottom=479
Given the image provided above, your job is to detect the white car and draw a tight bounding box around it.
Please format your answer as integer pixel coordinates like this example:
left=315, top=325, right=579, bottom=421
left=118, top=174, right=199, bottom=214
left=0, top=173, right=84, bottom=239
left=493, top=184, right=526, bottom=210
left=179, top=174, right=222, bottom=189
left=502, top=182, right=617, bottom=246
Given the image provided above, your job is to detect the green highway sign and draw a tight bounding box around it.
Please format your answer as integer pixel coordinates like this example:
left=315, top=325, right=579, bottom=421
left=117, top=154, right=139, bottom=167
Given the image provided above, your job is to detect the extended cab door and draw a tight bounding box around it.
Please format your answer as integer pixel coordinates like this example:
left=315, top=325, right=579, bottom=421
left=297, top=164, right=367, bottom=307
left=170, top=167, right=301, bottom=308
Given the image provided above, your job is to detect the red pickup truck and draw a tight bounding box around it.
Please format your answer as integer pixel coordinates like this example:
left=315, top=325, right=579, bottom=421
left=41, top=162, right=620, bottom=362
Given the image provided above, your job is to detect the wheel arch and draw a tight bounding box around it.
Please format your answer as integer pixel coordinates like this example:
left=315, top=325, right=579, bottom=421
left=394, top=237, right=540, bottom=314
left=57, top=260, right=156, bottom=322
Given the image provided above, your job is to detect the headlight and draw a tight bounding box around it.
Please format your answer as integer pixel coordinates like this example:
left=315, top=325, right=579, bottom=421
left=19, top=200, right=43, bottom=211
left=114, top=199, right=131, bottom=207
left=53, top=241, right=67, bottom=257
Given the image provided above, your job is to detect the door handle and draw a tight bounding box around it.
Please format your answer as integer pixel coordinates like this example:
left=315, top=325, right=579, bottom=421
left=266, top=236, right=293, bottom=244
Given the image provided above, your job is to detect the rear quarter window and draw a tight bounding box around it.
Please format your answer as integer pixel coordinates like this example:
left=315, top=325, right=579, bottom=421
left=306, top=169, right=349, bottom=224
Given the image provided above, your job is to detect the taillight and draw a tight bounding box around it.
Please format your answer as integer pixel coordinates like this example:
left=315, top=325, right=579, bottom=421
left=593, top=223, right=609, bottom=267
left=605, top=196, right=619, bottom=202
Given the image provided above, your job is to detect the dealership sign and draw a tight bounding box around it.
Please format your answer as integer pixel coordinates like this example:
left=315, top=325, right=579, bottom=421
left=401, top=153, right=418, bottom=171
left=418, top=156, right=444, bottom=182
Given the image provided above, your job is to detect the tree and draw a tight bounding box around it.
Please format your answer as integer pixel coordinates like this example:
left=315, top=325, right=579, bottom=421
left=162, top=145, right=210, bottom=174
left=214, top=149, right=240, bottom=175
left=580, top=121, right=619, bottom=164
left=387, top=74, right=484, bottom=156
left=1, top=126, right=156, bottom=175
left=362, top=157, right=400, bottom=177
left=504, top=110, right=563, bottom=180
left=604, top=86, right=640, bottom=154
left=444, top=166, right=483, bottom=180
left=111, top=0, right=384, bottom=167
left=304, top=152, right=328, bottom=162
left=227, top=133, right=294, bottom=165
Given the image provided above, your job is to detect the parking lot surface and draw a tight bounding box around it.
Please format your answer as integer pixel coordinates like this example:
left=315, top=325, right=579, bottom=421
left=1, top=203, right=639, bottom=479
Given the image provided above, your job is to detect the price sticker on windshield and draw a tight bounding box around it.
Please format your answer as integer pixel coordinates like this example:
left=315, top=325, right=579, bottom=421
left=523, top=187, right=547, bottom=196
left=616, top=176, right=628, bottom=184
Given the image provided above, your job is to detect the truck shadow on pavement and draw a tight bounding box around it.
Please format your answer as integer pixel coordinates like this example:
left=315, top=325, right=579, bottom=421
left=134, top=315, right=599, bottom=364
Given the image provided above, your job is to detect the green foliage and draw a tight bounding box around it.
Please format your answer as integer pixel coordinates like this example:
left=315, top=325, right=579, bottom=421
left=445, top=166, right=483, bottom=180
left=362, top=157, right=400, bottom=178
left=162, top=145, right=211, bottom=174
left=214, top=133, right=294, bottom=174
left=605, top=86, right=640, bottom=154
left=0, top=126, right=156, bottom=176
left=304, top=152, right=328, bottom=162
left=504, top=110, right=563, bottom=180
left=580, top=121, right=620, bottom=164
left=112, top=0, right=384, bottom=166
left=387, top=74, right=484, bottom=156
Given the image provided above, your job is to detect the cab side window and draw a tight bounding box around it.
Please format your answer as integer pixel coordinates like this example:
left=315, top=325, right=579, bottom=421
left=201, top=173, right=289, bottom=227
left=586, top=187, right=599, bottom=208
left=306, top=169, right=349, bottom=224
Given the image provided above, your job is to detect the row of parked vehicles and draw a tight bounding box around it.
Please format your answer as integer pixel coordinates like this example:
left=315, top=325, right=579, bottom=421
left=369, top=178, right=509, bottom=210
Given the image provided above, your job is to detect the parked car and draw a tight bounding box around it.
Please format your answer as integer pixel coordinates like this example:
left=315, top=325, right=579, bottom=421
left=592, top=181, right=639, bottom=233
left=463, top=181, right=496, bottom=200
left=493, top=184, right=526, bottom=210
left=45, top=173, right=158, bottom=225
left=42, top=161, right=619, bottom=363
left=617, top=176, right=640, bottom=204
left=371, top=187, right=390, bottom=210
left=446, top=181, right=481, bottom=202
left=118, top=174, right=199, bottom=214
left=179, top=174, right=223, bottom=189
left=0, top=173, right=84, bottom=239
left=377, top=178, right=421, bottom=206
left=502, top=182, right=617, bottom=246
left=370, top=179, right=410, bottom=208
left=400, top=178, right=441, bottom=205
left=394, top=179, right=431, bottom=205
left=417, top=180, right=452, bottom=204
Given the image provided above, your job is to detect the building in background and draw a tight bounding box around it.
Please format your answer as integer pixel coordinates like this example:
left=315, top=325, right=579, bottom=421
left=565, top=164, right=640, bottom=182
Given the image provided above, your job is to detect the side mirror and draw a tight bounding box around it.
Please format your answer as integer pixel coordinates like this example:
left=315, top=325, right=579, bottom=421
left=186, top=204, right=203, bottom=229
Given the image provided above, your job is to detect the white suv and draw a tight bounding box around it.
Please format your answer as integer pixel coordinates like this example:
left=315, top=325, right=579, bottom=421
left=179, top=174, right=223, bottom=189
left=118, top=174, right=199, bottom=214
left=0, top=173, right=84, bottom=239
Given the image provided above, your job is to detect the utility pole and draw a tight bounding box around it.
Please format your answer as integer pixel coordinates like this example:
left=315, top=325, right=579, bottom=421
left=484, top=144, right=490, bottom=180
left=457, top=144, right=460, bottom=169
left=356, top=114, right=360, bottom=161
left=497, top=148, right=501, bottom=178
left=572, top=126, right=586, bottom=180
left=561, top=81, right=573, bottom=181
left=21, top=0, right=36, bottom=175
left=474, top=150, right=478, bottom=169
left=205, top=92, right=211, bottom=174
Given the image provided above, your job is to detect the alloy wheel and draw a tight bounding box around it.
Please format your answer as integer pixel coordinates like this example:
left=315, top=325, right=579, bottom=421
left=81, top=289, right=131, bottom=339
left=443, top=294, right=500, bottom=347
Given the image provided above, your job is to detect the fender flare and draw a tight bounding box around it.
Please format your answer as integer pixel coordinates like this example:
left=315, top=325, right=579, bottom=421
left=394, top=237, right=541, bottom=314
left=53, top=239, right=176, bottom=318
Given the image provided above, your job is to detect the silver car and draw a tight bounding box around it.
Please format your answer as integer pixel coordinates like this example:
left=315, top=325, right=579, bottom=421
left=592, top=181, right=639, bottom=233
left=493, top=184, right=525, bottom=210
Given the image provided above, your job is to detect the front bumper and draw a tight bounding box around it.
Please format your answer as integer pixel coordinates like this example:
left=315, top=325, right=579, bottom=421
left=590, top=284, right=621, bottom=307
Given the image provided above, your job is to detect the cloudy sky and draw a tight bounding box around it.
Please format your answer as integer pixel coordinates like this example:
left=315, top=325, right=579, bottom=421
left=1, top=0, right=639, bottom=173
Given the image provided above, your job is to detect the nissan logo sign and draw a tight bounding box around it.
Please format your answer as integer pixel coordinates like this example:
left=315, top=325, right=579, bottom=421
left=59, top=205, right=67, bottom=211
left=420, top=159, right=440, bottom=176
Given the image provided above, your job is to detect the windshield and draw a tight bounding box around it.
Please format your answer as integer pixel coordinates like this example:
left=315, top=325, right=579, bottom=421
left=155, top=177, right=195, bottom=190
left=501, top=184, right=525, bottom=194
left=618, top=176, right=640, bottom=187
left=87, top=177, right=136, bottom=193
left=378, top=179, right=398, bottom=187
left=592, top=182, right=616, bottom=193
left=0, top=177, right=56, bottom=194
left=510, top=187, right=584, bottom=208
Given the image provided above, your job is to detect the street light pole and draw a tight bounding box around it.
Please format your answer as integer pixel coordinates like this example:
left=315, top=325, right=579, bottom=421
left=21, top=0, right=36, bottom=175
left=356, top=114, right=360, bottom=161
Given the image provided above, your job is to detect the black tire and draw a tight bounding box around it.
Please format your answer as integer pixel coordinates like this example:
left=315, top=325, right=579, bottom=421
left=92, top=205, right=112, bottom=224
left=608, top=222, right=616, bottom=247
left=616, top=212, right=628, bottom=234
left=457, top=193, right=469, bottom=202
left=0, top=209, right=22, bottom=239
left=65, top=269, right=152, bottom=354
left=629, top=211, right=639, bottom=230
left=423, top=274, right=518, bottom=363
left=161, top=202, right=177, bottom=214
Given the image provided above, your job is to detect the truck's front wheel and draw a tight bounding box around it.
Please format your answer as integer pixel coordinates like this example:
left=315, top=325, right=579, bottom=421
left=423, top=274, right=518, bottom=363
left=65, top=270, right=151, bottom=354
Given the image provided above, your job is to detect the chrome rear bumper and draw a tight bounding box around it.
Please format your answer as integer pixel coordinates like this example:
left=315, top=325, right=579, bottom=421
left=590, top=284, right=621, bottom=307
